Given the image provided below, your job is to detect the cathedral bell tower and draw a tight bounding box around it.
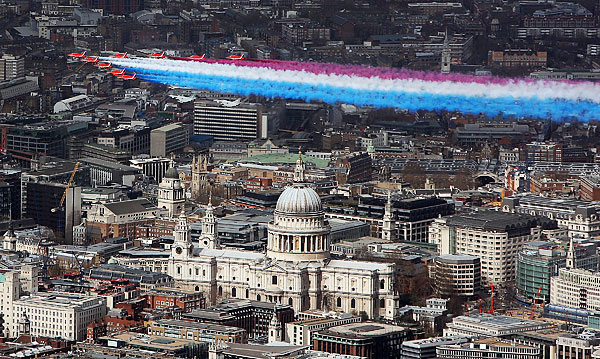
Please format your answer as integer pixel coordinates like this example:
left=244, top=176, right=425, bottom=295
left=172, top=210, right=193, bottom=259
left=199, top=193, right=219, bottom=249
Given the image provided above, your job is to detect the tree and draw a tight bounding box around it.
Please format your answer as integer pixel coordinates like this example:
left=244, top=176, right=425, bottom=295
left=401, top=162, right=426, bottom=189
left=453, top=169, right=474, bottom=190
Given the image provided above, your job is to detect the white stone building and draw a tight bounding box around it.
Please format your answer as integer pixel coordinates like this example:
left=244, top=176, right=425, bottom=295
left=118, top=153, right=399, bottom=319
left=0, top=269, right=106, bottom=341
left=502, top=195, right=600, bottom=239
left=429, top=211, right=544, bottom=285
left=550, top=267, right=600, bottom=311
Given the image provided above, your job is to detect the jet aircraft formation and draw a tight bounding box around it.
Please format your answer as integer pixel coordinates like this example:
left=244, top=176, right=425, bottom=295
left=67, top=50, right=245, bottom=80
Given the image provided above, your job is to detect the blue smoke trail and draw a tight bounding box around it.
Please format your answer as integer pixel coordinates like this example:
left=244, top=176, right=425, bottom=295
left=124, top=66, right=598, bottom=120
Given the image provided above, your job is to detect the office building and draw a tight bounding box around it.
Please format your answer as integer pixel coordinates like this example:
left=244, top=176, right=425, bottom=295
left=146, top=288, right=206, bottom=312
left=312, top=322, right=410, bottom=359
left=22, top=182, right=81, bottom=244
left=455, top=123, right=531, bottom=146
left=429, top=210, right=549, bottom=285
left=437, top=337, right=540, bottom=359
left=0, top=77, right=39, bottom=101
left=579, top=175, right=600, bottom=201
left=516, top=2, right=598, bottom=39
left=0, top=54, right=24, bottom=81
left=502, top=194, right=600, bottom=238
left=334, top=152, right=372, bottom=184
left=488, top=50, right=547, bottom=68
left=87, top=263, right=174, bottom=290
left=80, top=143, right=131, bottom=164
left=550, top=267, right=600, bottom=311
left=80, top=157, right=140, bottom=186
left=0, top=169, right=21, bottom=220
left=5, top=120, right=88, bottom=158
left=148, top=319, right=247, bottom=344
left=194, top=99, right=266, bottom=141
left=0, top=270, right=106, bottom=341
left=401, top=336, right=469, bottom=359
left=523, top=142, right=563, bottom=162
left=150, top=123, right=190, bottom=157
left=556, top=331, right=600, bottom=359
left=517, top=239, right=599, bottom=302
left=326, top=195, right=454, bottom=240
left=431, top=254, right=481, bottom=298
left=444, top=314, right=553, bottom=337
left=182, top=298, right=294, bottom=340
left=129, top=157, right=171, bottom=183
left=285, top=314, right=360, bottom=346
left=97, top=127, right=150, bottom=156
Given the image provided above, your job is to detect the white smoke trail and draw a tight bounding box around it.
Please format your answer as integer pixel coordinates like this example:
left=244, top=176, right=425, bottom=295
left=104, top=57, right=600, bottom=104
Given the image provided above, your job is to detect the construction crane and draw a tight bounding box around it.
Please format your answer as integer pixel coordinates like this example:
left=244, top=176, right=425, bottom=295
left=487, top=282, right=495, bottom=314
left=529, top=287, right=543, bottom=320
left=51, top=161, right=80, bottom=213
left=64, top=61, right=87, bottom=80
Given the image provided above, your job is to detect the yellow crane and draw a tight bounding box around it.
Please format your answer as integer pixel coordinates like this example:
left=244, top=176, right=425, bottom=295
left=51, top=161, right=80, bottom=213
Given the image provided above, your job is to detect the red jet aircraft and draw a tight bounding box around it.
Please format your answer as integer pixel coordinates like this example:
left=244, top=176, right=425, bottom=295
left=68, top=50, right=86, bottom=59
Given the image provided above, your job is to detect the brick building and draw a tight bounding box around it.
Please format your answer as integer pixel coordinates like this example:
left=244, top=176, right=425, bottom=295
left=580, top=175, right=600, bottom=201
left=313, top=322, right=411, bottom=359
left=488, top=50, right=547, bottom=68
left=146, top=287, right=206, bottom=312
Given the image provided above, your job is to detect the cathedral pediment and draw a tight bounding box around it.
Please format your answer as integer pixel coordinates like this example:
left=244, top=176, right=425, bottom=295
left=263, top=262, right=290, bottom=273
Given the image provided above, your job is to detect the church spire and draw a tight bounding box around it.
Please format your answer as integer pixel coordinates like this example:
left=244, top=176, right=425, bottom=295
left=441, top=28, right=451, bottom=74
left=294, top=147, right=306, bottom=183
left=566, top=237, right=577, bottom=269
left=382, top=191, right=395, bottom=241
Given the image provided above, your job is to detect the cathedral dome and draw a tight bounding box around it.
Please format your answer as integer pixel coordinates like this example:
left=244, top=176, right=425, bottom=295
left=267, top=150, right=330, bottom=262
left=275, top=185, right=322, bottom=215
left=164, top=166, right=179, bottom=179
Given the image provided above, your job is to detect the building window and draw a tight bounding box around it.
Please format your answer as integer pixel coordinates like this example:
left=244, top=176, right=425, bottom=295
left=289, top=298, right=293, bottom=306
left=351, top=299, right=356, bottom=309
left=177, top=266, right=181, bottom=275
left=232, top=287, right=236, bottom=297
left=380, top=279, right=385, bottom=289
left=380, top=298, right=385, bottom=308
left=272, top=275, right=278, bottom=285
left=337, top=297, right=342, bottom=307
left=246, top=289, right=249, bottom=298
left=218, top=286, right=223, bottom=296
left=257, top=294, right=261, bottom=301
left=195, top=286, right=199, bottom=292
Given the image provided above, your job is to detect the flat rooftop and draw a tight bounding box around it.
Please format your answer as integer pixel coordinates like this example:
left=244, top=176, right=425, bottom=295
left=444, top=210, right=540, bottom=231
left=102, top=332, right=194, bottom=351
left=219, top=343, right=307, bottom=359
left=152, top=319, right=245, bottom=334
left=402, top=335, right=469, bottom=349
left=451, top=314, right=550, bottom=330
left=321, top=322, right=407, bottom=338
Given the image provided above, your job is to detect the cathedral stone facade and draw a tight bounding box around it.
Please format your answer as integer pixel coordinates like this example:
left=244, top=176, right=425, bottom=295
left=122, top=153, right=399, bottom=320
